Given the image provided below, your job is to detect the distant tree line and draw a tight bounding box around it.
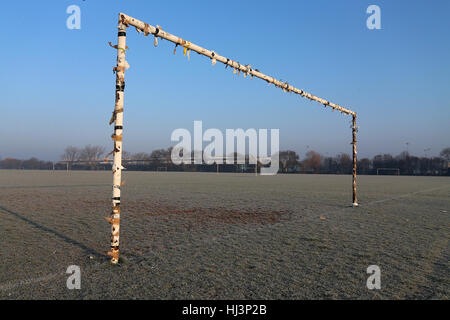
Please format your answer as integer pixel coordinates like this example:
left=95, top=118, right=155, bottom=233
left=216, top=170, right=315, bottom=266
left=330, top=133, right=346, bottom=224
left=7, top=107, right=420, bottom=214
left=0, top=157, right=55, bottom=170
left=286, top=148, right=449, bottom=176
left=1, top=146, right=449, bottom=176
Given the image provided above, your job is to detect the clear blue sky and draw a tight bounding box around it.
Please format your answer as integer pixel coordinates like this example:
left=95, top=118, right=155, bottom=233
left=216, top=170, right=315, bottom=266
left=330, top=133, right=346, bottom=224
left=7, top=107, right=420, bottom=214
left=1, top=0, right=449, bottom=161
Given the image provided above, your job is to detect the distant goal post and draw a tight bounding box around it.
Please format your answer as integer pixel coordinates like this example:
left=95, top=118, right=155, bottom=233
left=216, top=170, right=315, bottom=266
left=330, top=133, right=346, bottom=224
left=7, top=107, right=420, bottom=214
left=376, top=168, right=400, bottom=175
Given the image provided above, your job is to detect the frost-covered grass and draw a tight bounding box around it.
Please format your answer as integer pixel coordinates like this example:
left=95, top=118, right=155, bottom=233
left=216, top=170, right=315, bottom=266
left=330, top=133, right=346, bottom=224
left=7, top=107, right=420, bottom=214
left=0, top=170, right=448, bottom=299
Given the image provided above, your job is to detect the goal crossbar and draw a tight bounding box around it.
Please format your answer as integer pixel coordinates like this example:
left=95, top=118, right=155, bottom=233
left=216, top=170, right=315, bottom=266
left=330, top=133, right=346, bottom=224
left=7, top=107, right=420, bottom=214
left=107, top=13, right=359, bottom=264
left=119, top=13, right=356, bottom=117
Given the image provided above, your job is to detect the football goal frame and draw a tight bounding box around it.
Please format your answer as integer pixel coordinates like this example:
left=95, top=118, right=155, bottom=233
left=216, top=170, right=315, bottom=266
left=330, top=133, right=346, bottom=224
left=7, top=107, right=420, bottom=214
left=106, top=13, right=359, bottom=263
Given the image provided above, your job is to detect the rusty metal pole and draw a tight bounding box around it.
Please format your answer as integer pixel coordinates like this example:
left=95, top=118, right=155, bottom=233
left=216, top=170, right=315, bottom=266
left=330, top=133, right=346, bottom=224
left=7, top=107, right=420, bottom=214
left=107, top=14, right=129, bottom=264
left=352, top=114, right=358, bottom=207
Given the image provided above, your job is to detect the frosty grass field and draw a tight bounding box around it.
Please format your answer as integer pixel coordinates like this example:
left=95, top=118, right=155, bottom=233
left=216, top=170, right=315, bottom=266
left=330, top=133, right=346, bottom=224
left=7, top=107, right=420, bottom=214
left=0, top=170, right=448, bottom=299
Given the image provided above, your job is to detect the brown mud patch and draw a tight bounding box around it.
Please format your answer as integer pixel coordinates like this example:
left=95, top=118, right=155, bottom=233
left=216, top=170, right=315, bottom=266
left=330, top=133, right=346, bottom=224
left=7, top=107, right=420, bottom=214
left=125, top=200, right=291, bottom=225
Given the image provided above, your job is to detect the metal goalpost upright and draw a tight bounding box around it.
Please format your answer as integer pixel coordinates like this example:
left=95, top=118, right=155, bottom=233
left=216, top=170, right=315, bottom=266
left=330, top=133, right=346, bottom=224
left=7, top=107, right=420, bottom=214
left=107, top=13, right=359, bottom=264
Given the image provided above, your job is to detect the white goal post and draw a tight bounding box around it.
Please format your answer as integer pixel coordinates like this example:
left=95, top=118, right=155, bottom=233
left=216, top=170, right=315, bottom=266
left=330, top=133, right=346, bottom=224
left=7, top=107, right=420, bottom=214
left=106, top=13, right=359, bottom=263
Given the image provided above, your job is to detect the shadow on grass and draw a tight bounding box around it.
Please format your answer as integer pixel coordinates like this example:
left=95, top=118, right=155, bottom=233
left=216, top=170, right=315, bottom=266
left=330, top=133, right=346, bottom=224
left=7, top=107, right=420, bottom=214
left=0, top=205, right=106, bottom=259
left=0, top=184, right=109, bottom=190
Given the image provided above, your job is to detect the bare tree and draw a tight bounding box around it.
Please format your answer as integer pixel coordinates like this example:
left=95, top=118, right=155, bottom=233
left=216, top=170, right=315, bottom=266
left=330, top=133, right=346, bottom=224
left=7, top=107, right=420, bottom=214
left=122, top=150, right=132, bottom=160
left=440, top=147, right=450, bottom=162
left=79, top=145, right=105, bottom=167
left=303, top=150, right=322, bottom=173
left=337, top=153, right=352, bottom=174
left=132, top=152, right=152, bottom=160
left=61, top=146, right=80, bottom=162
left=151, top=148, right=172, bottom=164
left=61, top=146, right=80, bottom=170
left=279, top=150, right=300, bottom=172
